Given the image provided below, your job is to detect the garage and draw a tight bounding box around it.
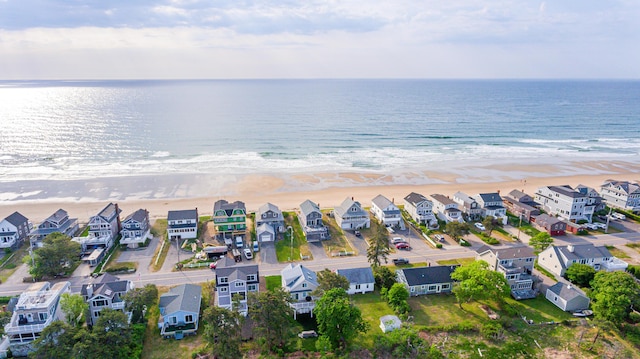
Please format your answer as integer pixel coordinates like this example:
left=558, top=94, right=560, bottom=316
left=257, top=223, right=275, bottom=242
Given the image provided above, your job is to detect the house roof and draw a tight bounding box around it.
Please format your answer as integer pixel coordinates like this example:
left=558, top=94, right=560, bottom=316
left=602, top=179, right=640, bottom=195
left=4, top=211, right=28, bottom=226
left=159, top=284, right=202, bottom=315
left=214, top=200, right=246, bottom=216
left=334, top=197, right=366, bottom=218
left=502, top=197, right=538, bottom=212
left=555, top=244, right=612, bottom=261
left=430, top=194, right=456, bottom=205
left=372, top=194, right=394, bottom=209
left=216, top=264, right=259, bottom=283
left=547, top=185, right=585, bottom=199
left=257, top=202, right=282, bottom=218
left=167, top=209, right=198, bottom=221
left=300, top=200, right=321, bottom=216
left=404, top=192, right=428, bottom=206
left=476, top=245, right=535, bottom=259
left=534, top=214, right=565, bottom=227
left=95, top=202, right=121, bottom=221
left=508, top=189, right=530, bottom=201
left=547, top=283, right=588, bottom=301
left=81, top=273, right=131, bottom=299
left=336, top=267, right=375, bottom=285
left=281, top=263, right=318, bottom=290
left=453, top=191, right=476, bottom=204
left=397, top=265, right=456, bottom=286
left=123, top=209, right=148, bottom=223
left=477, top=193, right=503, bottom=203
left=256, top=223, right=275, bottom=235
left=46, top=209, right=69, bottom=224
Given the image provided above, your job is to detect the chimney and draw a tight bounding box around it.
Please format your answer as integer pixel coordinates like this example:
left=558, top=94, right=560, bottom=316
left=567, top=245, right=574, bottom=253
left=87, top=284, right=94, bottom=298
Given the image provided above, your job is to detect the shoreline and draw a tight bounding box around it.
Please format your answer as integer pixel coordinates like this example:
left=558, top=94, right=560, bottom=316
left=1, top=159, right=639, bottom=222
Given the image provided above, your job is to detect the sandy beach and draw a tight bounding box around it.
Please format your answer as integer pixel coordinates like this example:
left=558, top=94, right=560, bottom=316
left=1, top=159, right=639, bottom=223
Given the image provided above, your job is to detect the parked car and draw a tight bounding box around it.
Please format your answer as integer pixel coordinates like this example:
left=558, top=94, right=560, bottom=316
left=585, top=223, right=598, bottom=230
left=298, top=330, right=318, bottom=338
left=235, top=236, right=244, bottom=248
left=393, top=258, right=409, bottom=265
left=354, top=230, right=362, bottom=237
left=395, top=242, right=411, bottom=250
left=253, top=240, right=259, bottom=252
left=612, top=212, right=626, bottom=220
left=474, top=223, right=486, bottom=231
left=243, top=248, right=253, bottom=260
left=595, top=222, right=607, bottom=230
left=209, top=261, right=217, bottom=270
left=434, top=234, right=445, bottom=242
left=392, top=237, right=404, bottom=244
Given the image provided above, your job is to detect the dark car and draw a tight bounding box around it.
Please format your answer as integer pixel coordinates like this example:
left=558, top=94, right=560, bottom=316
left=395, top=242, right=411, bottom=250
left=354, top=230, right=362, bottom=237
left=298, top=330, right=318, bottom=338
left=393, top=258, right=409, bottom=265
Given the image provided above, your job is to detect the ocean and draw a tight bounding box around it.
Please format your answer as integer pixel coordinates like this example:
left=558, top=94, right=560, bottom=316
left=1, top=79, right=640, bottom=201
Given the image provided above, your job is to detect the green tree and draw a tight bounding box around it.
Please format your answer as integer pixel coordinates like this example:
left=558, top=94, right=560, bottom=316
left=482, top=216, right=499, bottom=236
left=564, top=263, right=596, bottom=287
left=315, top=288, right=368, bottom=350
left=373, top=327, right=430, bottom=358
left=202, top=306, right=243, bottom=359
left=0, top=311, right=11, bottom=336
left=248, top=288, right=293, bottom=352
left=60, top=293, right=88, bottom=326
left=386, top=283, right=410, bottom=314
left=367, top=222, right=391, bottom=267
left=450, top=260, right=510, bottom=309
left=313, top=268, right=350, bottom=296
left=29, top=321, right=77, bottom=359
left=123, top=284, right=158, bottom=324
left=373, top=265, right=396, bottom=290
left=589, top=271, right=640, bottom=326
left=529, top=232, right=553, bottom=252
left=30, top=232, right=81, bottom=279
left=445, top=222, right=470, bottom=242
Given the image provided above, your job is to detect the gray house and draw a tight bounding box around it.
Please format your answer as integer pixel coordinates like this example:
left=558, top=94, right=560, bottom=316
left=546, top=283, right=590, bottom=312
left=80, top=273, right=134, bottom=325
left=0, top=211, right=31, bottom=249
left=158, top=284, right=202, bottom=339
left=476, top=193, right=507, bottom=224
left=120, top=208, right=152, bottom=249
left=453, top=191, right=482, bottom=221
left=476, top=245, right=537, bottom=299
left=256, top=223, right=275, bottom=243
left=298, top=200, right=329, bottom=242
left=396, top=266, right=457, bottom=296
left=29, top=209, right=79, bottom=247
left=403, top=192, right=437, bottom=228
left=336, top=267, right=375, bottom=295
left=215, top=263, right=259, bottom=316
left=256, top=202, right=285, bottom=234
left=333, top=197, right=370, bottom=230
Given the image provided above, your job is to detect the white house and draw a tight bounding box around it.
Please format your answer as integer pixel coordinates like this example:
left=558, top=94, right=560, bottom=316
left=333, top=197, right=370, bottom=230
left=546, top=283, right=590, bottom=312
left=281, top=264, right=318, bottom=318
left=371, top=195, right=403, bottom=228
left=396, top=266, right=456, bottom=296
left=0, top=211, right=31, bottom=249
left=537, top=244, right=628, bottom=277
left=120, top=209, right=152, bottom=249
left=453, top=192, right=482, bottom=221
left=535, top=185, right=594, bottom=223
left=476, top=193, right=507, bottom=224
left=167, top=209, right=198, bottom=240
left=403, top=192, right=437, bottom=228
left=599, top=179, right=640, bottom=214
left=158, top=284, right=202, bottom=339
left=429, top=194, right=463, bottom=223
left=80, top=273, right=134, bottom=325
left=336, top=267, right=375, bottom=295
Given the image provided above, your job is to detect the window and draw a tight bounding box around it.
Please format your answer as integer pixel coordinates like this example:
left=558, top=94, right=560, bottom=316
left=219, top=277, right=228, bottom=284
left=247, top=284, right=257, bottom=291
left=219, top=287, right=228, bottom=293
left=247, top=274, right=256, bottom=281
left=428, top=285, right=437, bottom=291
left=185, top=315, right=193, bottom=323
left=38, top=313, right=47, bottom=321
left=235, top=282, right=244, bottom=287
left=441, top=284, right=450, bottom=289
left=302, top=283, right=308, bottom=288
left=355, top=284, right=361, bottom=290
left=93, top=299, right=107, bottom=307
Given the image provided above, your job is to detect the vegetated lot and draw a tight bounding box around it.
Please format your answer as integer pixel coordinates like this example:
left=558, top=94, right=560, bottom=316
left=321, top=210, right=355, bottom=256
left=437, top=257, right=476, bottom=266
left=275, top=212, right=312, bottom=262
left=605, top=245, right=632, bottom=261
left=265, top=275, right=282, bottom=291
left=150, top=219, right=169, bottom=272
left=0, top=244, right=29, bottom=283
left=626, top=242, right=640, bottom=254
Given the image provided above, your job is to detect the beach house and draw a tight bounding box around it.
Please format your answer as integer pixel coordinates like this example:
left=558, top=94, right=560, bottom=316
left=476, top=192, right=507, bottom=224
left=396, top=266, right=457, bottom=296
left=532, top=214, right=567, bottom=236
left=281, top=264, right=318, bottom=318
left=371, top=195, right=404, bottom=229
left=213, top=200, right=247, bottom=238
left=167, top=209, right=198, bottom=240
left=255, top=202, right=285, bottom=235
left=298, top=200, right=329, bottom=242
left=119, top=208, right=152, bottom=249
left=476, top=245, right=537, bottom=299
left=336, top=267, right=375, bottom=295
left=403, top=192, right=437, bottom=228
left=80, top=273, right=134, bottom=325
left=333, top=197, right=371, bottom=230
left=75, top=203, right=122, bottom=258
left=537, top=244, right=628, bottom=278
left=4, top=281, right=70, bottom=357
left=158, top=284, right=202, bottom=339
left=545, top=283, right=590, bottom=313
left=502, top=190, right=540, bottom=223
left=575, top=185, right=606, bottom=213
left=453, top=192, right=482, bottom=221
left=430, top=194, right=463, bottom=223
left=599, top=179, right=640, bottom=214
left=0, top=211, right=31, bottom=250
left=215, top=263, right=259, bottom=316
left=535, top=185, right=594, bottom=223
left=29, top=209, right=79, bottom=248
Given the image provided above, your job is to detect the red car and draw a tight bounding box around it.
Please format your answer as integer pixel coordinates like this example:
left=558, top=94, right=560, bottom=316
left=395, top=242, right=411, bottom=250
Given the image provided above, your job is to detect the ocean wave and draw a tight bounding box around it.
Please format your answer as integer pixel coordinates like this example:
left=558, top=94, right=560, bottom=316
left=150, top=151, right=171, bottom=158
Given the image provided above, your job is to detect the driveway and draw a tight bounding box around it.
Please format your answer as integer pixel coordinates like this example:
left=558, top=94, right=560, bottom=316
left=117, top=236, right=160, bottom=275
left=258, top=241, right=278, bottom=265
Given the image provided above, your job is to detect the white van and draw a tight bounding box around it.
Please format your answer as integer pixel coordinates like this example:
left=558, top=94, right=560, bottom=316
left=235, top=236, right=244, bottom=248
left=253, top=241, right=259, bottom=252
left=612, top=212, right=626, bottom=220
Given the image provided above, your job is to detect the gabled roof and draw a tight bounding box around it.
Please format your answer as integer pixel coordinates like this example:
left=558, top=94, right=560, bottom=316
left=555, top=244, right=612, bottom=261
left=256, top=223, right=275, bottom=235
left=534, top=214, right=566, bottom=229
left=547, top=185, right=585, bottom=199
left=214, top=200, right=246, bottom=216
left=159, top=284, right=202, bottom=315
left=453, top=191, right=476, bottom=204
left=430, top=194, right=456, bottom=205
left=46, top=209, right=69, bottom=224
left=94, top=202, right=121, bottom=222
left=334, top=197, right=366, bottom=218
left=300, top=200, right=321, bottom=216
left=477, top=193, right=503, bottom=203
left=281, top=264, right=318, bottom=291
left=336, top=267, right=375, bottom=285
left=547, top=283, right=588, bottom=301
left=397, top=266, right=456, bottom=286
left=80, top=273, right=131, bottom=299
left=3, top=211, right=28, bottom=226
left=404, top=192, right=429, bottom=206
left=123, top=209, right=148, bottom=223
left=167, top=209, right=198, bottom=221
left=372, top=195, right=395, bottom=210
left=508, top=189, right=530, bottom=201
left=216, top=264, right=259, bottom=283
left=257, top=202, right=282, bottom=218
left=602, top=179, right=640, bottom=194
left=476, top=245, right=535, bottom=259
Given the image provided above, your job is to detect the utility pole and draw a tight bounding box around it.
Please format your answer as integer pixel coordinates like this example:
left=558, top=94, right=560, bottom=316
left=287, top=226, right=293, bottom=262
left=517, top=211, right=523, bottom=241
left=605, top=207, right=612, bottom=234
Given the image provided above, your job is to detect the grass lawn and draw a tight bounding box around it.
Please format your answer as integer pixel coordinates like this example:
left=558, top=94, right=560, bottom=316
left=626, top=242, right=640, bottom=253
left=605, top=245, right=631, bottom=259
left=321, top=210, right=355, bottom=256
left=149, top=219, right=170, bottom=272
left=350, top=292, right=397, bottom=347
left=265, top=275, right=281, bottom=291
left=276, top=213, right=311, bottom=262
left=504, top=296, right=574, bottom=324
left=437, top=257, right=476, bottom=266
left=0, top=244, right=29, bottom=283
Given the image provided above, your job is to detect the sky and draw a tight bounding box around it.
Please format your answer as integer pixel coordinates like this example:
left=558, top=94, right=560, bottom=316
left=0, top=0, right=639, bottom=80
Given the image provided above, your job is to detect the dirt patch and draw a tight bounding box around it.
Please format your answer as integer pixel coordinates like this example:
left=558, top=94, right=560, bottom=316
left=543, top=348, right=573, bottom=359
left=202, top=222, right=217, bottom=245
left=480, top=305, right=500, bottom=320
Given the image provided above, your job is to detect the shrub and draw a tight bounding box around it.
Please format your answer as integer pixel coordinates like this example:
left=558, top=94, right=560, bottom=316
left=436, top=243, right=443, bottom=249
left=629, top=311, right=640, bottom=324
left=481, top=321, right=504, bottom=340
left=459, top=239, right=471, bottom=247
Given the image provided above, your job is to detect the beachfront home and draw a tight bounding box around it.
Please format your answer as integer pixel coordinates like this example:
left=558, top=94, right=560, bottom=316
left=29, top=209, right=79, bottom=248
left=396, top=266, right=456, bottom=296
left=476, top=193, right=507, bottom=224
left=120, top=209, right=152, bottom=249
left=74, top=203, right=122, bottom=259
left=476, top=245, right=537, bottom=299
left=535, top=185, right=594, bottom=223
left=502, top=190, right=540, bottom=223
left=4, top=281, right=70, bottom=357
left=533, top=214, right=567, bottom=236
left=256, top=223, right=275, bottom=243
left=215, top=264, right=259, bottom=316
left=281, top=264, right=318, bottom=318
left=298, top=200, right=329, bottom=242
left=255, top=202, right=284, bottom=235
left=599, top=179, right=640, bottom=214
left=167, top=209, right=198, bottom=240
left=336, top=267, right=375, bottom=295
left=453, top=192, right=482, bottom=221
left=158, top=284, right=202, bottom=339
left=333, top=197, right=370, bottom=230
left=545, top=283, right=590, bottom=313
left=575, top=185, right=606, bottom=213
left=371, top=195, right=404, bottom=229
left=430, top=194, right=463, bottom=223
left=403, top=192, right=437, bottom=228
left=537, top=244, right=628, bottom=278
left=0, top=211, right=31, bottom=249
left=80, top=273, right=134, bottom=325
left=213, top=200, right=247, bottom=238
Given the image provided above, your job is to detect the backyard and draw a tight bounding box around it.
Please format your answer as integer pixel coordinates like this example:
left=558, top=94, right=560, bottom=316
left=275, top=212, right=312, bottom=262
left=320, top=210, right=356, bottom=257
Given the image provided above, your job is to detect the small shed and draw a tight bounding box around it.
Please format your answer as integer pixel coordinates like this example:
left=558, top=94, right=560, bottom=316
left=546, top=283, right=590, bottom=312
left=256, top=223, right=275, bottom=242
left=379, top=315, right=401, bottom=333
